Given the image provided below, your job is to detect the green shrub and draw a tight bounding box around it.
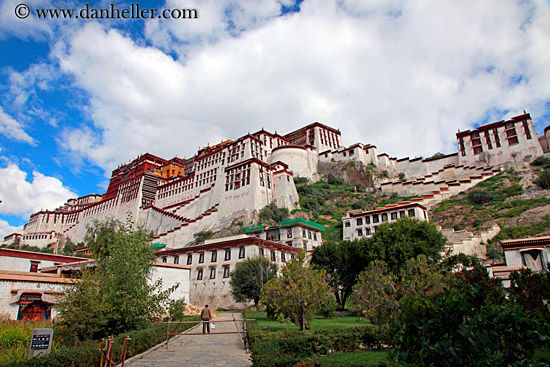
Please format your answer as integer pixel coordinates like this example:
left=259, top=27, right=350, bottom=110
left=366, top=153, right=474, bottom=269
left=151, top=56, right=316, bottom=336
left=294, top=177, right=309, bottom=185
left=247, top=325, right=383, bottom=367
left=327, top=174, right=345, bottom=185
left=469, top=190, right=492, bottom=204
left=352, top=200, right=366, bottom=210
left=6, top=320, right=198, bottom=367
left=303, top=197, right=321, bottom=213
left=354, top=183, right=366, bottom=192
left=259, top=203, right=289, bottom=224
left=535, top=170, right=550, bottom=189
left=531, top=156, right=550, bottom=167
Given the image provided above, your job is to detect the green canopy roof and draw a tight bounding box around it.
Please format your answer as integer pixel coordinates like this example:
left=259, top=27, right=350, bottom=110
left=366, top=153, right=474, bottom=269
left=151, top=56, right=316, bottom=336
left=151, top=242, right=167, bottom=248
left=244, top=224, right=264, bottom=233
left=279, top=218, right=325, bottom=232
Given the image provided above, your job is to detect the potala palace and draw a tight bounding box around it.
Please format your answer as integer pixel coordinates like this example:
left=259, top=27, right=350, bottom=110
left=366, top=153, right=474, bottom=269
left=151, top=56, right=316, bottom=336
left=4, top=112, right=550, bottom=251
left=2, top=112, right=550, bottom=312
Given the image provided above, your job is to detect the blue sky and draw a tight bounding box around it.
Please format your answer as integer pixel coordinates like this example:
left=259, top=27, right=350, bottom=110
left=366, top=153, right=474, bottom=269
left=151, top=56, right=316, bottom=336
left=0, top=0, right=549, bottom=238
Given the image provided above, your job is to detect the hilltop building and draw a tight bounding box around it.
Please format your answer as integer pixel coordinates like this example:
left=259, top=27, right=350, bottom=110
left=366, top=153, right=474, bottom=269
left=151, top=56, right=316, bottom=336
left=343, top=202, right=428, bottom=241
left=3, top=113, right=550, bottom=253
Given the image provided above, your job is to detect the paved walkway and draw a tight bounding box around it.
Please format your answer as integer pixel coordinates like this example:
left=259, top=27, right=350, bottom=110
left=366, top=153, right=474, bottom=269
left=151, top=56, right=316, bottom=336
left=125, top=312, right=252, bottom=367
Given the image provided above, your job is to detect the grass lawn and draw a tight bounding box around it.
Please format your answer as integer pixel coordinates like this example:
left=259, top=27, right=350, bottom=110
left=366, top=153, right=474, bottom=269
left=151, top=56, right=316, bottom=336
left=312, top=350, right=389, bottom=366
left=248, top=311, right=369, bottom=332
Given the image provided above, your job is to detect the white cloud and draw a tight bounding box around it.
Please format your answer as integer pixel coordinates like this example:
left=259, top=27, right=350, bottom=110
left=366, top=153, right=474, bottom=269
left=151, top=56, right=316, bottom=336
left=145, top=0, right=283, bottom=53
left=0, top=107, right=35, bottom=144
left=0, top=0, right=54, bottom=40
left=54, top=0, right=550, bottom=175
left=0, top=219, right=23, bottom=240
left=8, top=63, right=57, bottom=107
left=0, top=162, right=77, bottom=218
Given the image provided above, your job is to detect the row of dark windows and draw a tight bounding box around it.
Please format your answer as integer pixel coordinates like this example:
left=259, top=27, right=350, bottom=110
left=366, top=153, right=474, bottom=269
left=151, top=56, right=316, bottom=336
left=286, top=228, right=318, bottom=241
left=196, top=266, right=231, bottom=280
left=162, top=247, right=246, bottom=265
left=461, top=121, right=532, bottom=156
left=345, top=209, right=417, bottom=227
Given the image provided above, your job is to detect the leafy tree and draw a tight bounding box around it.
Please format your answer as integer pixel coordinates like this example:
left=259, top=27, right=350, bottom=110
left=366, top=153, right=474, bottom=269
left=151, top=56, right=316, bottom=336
left=230, top=256, right=277, bottom=305
left=398, top=255, right=450, bottom=299
left=168, top=298, right=187, bottom=321
left=311, top=241, right=368, bottom=309
left=259, top=202, right=289, bottom=224
left=63, top=239, right=77, bottom=255
left=261, top=251, right=332, bottom=330
left=57, top=217, right=176, bottom=340
left=362, top=217, right=447, bottom=276
left=189, top=230, right=214, bottom=246
left=350, top=260, right=399, bottom=326
left=508, top=268, right=550, bottom=318
left=396, top=268, right=549, bottom=366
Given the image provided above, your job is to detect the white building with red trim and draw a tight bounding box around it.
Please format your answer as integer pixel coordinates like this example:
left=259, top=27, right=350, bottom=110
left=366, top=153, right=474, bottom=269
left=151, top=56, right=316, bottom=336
left=343, top=202, right=429, bottom=242
left=0, top=249, right=85, bottom=320
left=156, top=234, right=300, bottom=308
left=4, top=114, right=550, bottom=252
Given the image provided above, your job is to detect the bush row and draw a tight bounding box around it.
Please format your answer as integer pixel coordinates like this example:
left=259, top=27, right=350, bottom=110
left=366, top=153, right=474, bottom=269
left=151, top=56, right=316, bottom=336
left=245, top=312, right=383, bottom=367
left=6, top=319, right=198, bottom=367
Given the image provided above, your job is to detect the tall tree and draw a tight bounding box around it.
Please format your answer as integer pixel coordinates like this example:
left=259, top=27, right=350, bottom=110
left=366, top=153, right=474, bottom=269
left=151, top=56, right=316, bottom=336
left=363, top=217, right=447, bottom=276
left=57, top=216, right=176, bottom=340
left=350, top=260, right=399, bottom=326
left=230, top=256, right=278, bottom=305
left=261, top=251, right=332, bottom=330
left=311, top=240, right=367, bottom=309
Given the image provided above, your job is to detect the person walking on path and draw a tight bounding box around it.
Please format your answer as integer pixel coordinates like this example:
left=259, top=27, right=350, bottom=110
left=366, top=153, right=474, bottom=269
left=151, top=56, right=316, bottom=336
left=201, top=305, right=213, bottom=334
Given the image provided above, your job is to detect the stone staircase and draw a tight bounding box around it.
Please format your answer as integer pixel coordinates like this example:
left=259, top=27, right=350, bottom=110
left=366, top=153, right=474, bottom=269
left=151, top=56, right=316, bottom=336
left=439, top=224, right=501, bottom=260
left=380, top=166, right=500, bottom=202
left=381, top=165, right=501, bottom=209
left=151, top=203, right=220, bottom=245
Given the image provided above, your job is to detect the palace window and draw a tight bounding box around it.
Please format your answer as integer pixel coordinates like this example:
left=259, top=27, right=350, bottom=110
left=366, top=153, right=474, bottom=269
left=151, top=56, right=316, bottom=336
left=281, top=253, right=286, bottom=262
left=391, top=212, right=397, bottom=220
left=357, top=228, right=363, bottom=237
left=344, top=221, right=350, bottom=227
left=223, top=266, right=230, bottom=278
left=521, top=249, right=545, bottom=271
left=259, top=248, right=264, bottom=256
left=211, top=251, right=217, bottom=263
left=238, top=247, right=245, bottom=259
left=408, top=209, right=415, bottom=217
left=187, top=254, right=192, bottom=265
left=198, top=253, right=204, bottom=264
left=162, top=257, right=167, bottom=263
left=287, top=228, right=292, bottom=238
left=210, top=267, right=216, bottom=279
left=29, top=261, right=39, bottom=273
left=271, top=251, right=276, bottom=262
left=373, top=214, right=379, bottom=223
left=365, top=228, right=371, bottom=235
left=174, top=256, right=179, bottom=265
left=197, top=269, right=203, bottom=280
left=365, top=216, right=371, bottom=224
left=382, top=213, right=388, bottom=222
left=357, top=218, right=363, bottom=225
left=224, top=248, right=231, bottom=261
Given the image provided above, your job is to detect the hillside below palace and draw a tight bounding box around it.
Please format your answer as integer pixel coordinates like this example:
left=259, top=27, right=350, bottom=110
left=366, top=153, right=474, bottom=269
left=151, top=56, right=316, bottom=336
left=4, top=113, right=550, bottom=253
